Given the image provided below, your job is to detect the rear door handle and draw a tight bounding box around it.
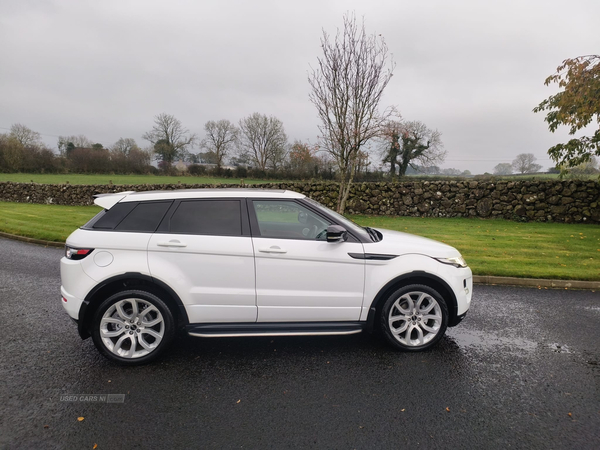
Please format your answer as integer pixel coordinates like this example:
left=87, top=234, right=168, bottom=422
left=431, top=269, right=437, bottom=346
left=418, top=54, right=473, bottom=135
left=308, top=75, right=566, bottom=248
left=157, top=240, right=187, bottom=248
left=258, top=246, right=287, bottom=254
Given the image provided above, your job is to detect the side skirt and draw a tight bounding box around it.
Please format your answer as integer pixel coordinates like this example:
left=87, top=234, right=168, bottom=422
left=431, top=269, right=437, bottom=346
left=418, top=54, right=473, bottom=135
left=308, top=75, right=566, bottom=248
left=186, top=322, right=365, bottom=338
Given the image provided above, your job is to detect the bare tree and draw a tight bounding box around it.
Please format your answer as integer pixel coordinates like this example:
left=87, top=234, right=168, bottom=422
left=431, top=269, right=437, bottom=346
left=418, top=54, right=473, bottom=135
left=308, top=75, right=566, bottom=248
left=142, top=113, right=196, bottom=167
left=201, top=120, right=239, bottom=169
left=9, top=124, right=42, bottom=148
left=238, top=113, right=287, bottom=171
left=57, top=135, right=94, bottom=156
left=111, top=138, right=140, bottom=156
left=512, top=153, right=542, bottom=174
left=308, top=13, right=395, bottom=213
left=493, top=163, right=513, bottom=175
left=380, top=121, right=445, bottom=177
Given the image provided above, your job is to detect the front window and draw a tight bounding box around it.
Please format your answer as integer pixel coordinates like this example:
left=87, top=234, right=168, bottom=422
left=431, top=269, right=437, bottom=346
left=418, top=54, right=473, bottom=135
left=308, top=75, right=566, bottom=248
left=252, top=200, right=330, bottom=240
left=303, top=197, right=371, bottom=242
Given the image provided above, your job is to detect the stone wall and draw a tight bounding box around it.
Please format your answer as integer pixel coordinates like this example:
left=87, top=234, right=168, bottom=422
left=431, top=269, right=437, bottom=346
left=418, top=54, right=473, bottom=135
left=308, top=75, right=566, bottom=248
left=0, top=180, right=598, bottom=223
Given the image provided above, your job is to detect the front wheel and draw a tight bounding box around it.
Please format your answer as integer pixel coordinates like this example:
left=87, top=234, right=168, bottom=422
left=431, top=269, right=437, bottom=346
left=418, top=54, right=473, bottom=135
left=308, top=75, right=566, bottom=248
left=380, top=284, right=448, bottom=351
left=91, top=290, right=175, bottom=365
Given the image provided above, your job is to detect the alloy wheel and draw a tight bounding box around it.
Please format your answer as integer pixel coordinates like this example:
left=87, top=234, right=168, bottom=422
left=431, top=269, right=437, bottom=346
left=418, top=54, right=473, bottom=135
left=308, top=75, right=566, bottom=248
left=99, top=298, right=165, bottom=359
left=388, top=291, right=443, bottom=347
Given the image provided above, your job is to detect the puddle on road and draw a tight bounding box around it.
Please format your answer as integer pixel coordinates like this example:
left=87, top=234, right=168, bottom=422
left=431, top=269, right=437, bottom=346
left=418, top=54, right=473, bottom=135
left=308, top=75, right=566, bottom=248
left=445, top=328, right=538, bottom=352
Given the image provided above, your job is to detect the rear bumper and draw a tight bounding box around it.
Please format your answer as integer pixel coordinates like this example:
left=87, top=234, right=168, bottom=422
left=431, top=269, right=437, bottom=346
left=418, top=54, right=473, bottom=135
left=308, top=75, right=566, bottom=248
left=61, top=286, right=90, bottom=339
left=67, top=316, right=90, bottom=339
left=60, top=285, right=82, bottom=320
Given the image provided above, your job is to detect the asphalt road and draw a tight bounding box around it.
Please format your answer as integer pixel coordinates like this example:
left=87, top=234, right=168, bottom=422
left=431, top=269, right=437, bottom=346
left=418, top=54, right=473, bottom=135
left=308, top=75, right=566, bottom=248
left=0, top=237, right=599, bottom=450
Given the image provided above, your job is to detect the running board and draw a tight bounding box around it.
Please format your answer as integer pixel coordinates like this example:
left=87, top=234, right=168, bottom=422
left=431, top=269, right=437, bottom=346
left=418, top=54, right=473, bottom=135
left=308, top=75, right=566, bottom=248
left=186, top=322, right=365, bottom=338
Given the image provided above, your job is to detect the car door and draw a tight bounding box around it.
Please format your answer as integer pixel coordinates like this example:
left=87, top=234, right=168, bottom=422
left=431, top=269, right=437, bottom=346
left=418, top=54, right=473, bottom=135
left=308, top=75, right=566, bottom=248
left=249, top=199, right=365, bottom=322
left=147, top=199, right=256, bottom=323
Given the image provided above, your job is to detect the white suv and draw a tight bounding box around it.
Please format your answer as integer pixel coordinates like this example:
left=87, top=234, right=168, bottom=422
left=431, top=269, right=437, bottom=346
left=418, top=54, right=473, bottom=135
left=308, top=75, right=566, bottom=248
left=61, top=189, right=473, bottom=364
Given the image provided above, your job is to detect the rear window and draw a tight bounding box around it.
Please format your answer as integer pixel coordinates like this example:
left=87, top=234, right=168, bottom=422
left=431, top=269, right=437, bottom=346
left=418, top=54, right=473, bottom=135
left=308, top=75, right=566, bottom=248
left=115, top=202, right=171, bottom=232
left=92, top=202, right=137, bottom=229
left=87, top=201, right=172, bottom=232
left=169, top=200, right=242, bottom=236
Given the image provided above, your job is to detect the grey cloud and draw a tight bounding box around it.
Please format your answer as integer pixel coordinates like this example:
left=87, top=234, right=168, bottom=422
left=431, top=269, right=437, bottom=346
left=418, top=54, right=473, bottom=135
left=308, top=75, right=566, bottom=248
left=0, top=0, right=597, bottom=173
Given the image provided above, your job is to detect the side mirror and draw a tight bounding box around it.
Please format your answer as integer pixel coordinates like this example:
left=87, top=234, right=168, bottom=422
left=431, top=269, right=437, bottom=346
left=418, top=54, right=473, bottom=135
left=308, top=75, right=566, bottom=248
left=326, top=225, right=348, bottom=243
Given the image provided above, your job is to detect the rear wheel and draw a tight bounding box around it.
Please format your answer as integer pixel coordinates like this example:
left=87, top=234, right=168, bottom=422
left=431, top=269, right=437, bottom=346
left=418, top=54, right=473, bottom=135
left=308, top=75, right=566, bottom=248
left=380, top=284, right=448, bottom=351
left=91, top=290, right=175, bottom=365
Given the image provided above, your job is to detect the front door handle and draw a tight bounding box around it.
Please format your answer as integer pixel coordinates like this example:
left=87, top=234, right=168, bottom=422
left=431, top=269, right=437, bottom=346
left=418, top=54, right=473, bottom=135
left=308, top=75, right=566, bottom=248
left=157, top=240, right=187, bottom=248
left=258, top=246, right=287, bottom=254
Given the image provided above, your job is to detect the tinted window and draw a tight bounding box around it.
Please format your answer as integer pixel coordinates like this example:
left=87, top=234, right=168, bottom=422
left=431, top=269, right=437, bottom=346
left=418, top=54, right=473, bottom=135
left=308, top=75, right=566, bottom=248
left=83, top=210, right=107, bottom=228
left=115, top=202, right=171, bottom=232
left=252, top=200, right=330, bottom=240
left=170, top=200, right=242, bottom=236
left=92, top=202, right=137, bottom=229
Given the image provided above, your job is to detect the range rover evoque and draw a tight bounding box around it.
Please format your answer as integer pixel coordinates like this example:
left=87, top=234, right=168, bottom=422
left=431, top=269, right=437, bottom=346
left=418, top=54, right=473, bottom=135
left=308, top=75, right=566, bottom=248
left=60, top=189, right=473, bottom=364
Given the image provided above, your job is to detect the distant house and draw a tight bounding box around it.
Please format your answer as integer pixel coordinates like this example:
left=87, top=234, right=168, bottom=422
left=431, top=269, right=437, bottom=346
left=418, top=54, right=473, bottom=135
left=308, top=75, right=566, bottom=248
left=194, top=163, right=237, bottom=171
left=174, top=161, right=237, bottom=172
left=174, top=160, right=191, bottom=172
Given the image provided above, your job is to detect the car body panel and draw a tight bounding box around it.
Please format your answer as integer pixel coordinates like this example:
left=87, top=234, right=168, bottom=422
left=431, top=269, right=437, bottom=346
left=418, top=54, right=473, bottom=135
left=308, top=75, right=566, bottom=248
left=367, top=228, right=460, bottom=259
left=147, top=233, right=257, bottom=323
left=60, top=260, right=97, bottom=319
left=119, top=189, right=305, bottom=203
left=360, top=229, right=472, bottom=319
left=62, top=229, right=153, bottom=320
left=253, top=237, right=365, bottom=321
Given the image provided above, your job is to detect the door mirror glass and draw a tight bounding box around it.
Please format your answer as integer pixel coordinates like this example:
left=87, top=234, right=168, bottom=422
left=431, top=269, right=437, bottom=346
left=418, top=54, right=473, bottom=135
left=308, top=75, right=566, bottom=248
left=326, top=225, right=348, bottom=243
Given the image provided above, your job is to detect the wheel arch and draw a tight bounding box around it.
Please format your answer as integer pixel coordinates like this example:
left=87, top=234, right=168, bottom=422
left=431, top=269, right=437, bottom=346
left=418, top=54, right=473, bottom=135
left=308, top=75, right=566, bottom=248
left=78, top=273, right=189, bottom=339
left=366, top=271, right=459, bottom=332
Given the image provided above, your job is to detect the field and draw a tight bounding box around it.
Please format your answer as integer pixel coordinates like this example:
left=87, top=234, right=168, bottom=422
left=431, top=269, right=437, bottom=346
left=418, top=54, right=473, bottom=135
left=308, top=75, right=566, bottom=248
left=2, top=172, right=596, bottom=186
left=0, top=201, right=598, bottom=281
left=0, top=173, right=276, bottom=185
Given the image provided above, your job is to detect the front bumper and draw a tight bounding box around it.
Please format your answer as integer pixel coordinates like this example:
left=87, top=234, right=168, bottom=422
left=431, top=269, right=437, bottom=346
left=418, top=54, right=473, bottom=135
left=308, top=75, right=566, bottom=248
left=437, top=265, right=473, bottom=324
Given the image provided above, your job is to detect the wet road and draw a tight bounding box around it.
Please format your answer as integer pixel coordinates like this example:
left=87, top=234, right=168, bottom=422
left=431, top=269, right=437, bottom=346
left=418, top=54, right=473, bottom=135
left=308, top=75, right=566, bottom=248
left=0, top=237, right=599, bottom=449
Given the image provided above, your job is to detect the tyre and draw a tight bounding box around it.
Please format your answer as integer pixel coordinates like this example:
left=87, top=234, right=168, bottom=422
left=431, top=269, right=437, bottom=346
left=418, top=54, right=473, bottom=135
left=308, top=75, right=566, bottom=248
left=91, top=290, right=175, bottom=365
left=380, top=284, right=448, bottom=351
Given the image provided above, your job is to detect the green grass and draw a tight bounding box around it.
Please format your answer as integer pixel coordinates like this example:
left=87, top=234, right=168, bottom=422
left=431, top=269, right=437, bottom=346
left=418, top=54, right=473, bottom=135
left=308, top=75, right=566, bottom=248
left=0, top=173, right=278, bottom=185
left=2, top=172, right=596, bottom=185
left=0, top=201, right=598, bottom=281
left=0, top=202, right=102, bottom=242
left=350, top=215, right=600, bottom=281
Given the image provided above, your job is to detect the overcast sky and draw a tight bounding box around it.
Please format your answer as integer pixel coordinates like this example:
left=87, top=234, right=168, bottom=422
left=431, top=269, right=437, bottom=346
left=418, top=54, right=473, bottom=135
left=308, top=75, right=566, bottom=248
left=1, top=0, right=598, bottom=174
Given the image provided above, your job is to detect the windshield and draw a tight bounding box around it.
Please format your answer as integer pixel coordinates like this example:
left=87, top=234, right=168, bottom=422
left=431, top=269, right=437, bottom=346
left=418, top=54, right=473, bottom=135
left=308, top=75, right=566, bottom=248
left=304, top=197, right=372, bottom=242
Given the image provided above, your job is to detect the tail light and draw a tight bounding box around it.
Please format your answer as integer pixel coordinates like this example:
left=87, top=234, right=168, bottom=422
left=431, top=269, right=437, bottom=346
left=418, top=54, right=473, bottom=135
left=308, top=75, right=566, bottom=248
left=65, top=246, right=94, bottom=260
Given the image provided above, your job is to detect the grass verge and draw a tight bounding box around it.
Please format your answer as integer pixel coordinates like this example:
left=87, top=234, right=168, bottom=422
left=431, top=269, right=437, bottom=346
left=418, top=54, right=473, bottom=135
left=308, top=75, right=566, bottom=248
left=0, top=201, right=598, bottom=281
left=0, top=202, right=101, bottom=242
left=0, top=173, right=279, bottom=185
left=352, top=215, right=599, bottom=281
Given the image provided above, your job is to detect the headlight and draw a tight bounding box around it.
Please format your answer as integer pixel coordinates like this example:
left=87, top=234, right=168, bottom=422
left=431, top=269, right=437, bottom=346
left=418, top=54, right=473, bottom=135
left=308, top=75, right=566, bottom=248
left=435, top=256, right=468, bottom=268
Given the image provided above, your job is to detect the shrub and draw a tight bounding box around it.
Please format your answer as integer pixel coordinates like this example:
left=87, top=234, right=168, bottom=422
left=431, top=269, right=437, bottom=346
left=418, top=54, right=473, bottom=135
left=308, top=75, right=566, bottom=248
left=188, top=164, right=207, bottom=175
